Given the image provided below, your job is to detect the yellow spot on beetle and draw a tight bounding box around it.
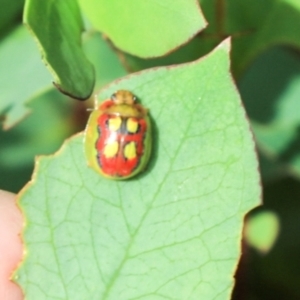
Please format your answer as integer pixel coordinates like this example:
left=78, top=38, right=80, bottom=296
left=103, top=141, right=119, bottom=158
left=127, top=118, right=139, bottom=133
left=108, top=117, right=122, bottom=131
left=124, top=142, right=137, bottom=160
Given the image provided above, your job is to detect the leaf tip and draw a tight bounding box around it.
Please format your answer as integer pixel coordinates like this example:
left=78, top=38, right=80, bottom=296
left=52, top=82, right=93, bottom=101
left=216, top=37, right=232, bottom=53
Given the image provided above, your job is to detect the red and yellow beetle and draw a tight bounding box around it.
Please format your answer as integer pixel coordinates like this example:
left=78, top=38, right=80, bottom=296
left=84, top=90, right=151, bottom=180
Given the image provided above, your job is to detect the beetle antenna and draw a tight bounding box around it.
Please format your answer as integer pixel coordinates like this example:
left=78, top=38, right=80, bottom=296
left=86, top=94, right=99, bottom=112
left=93, top=94, right=98, bottom=109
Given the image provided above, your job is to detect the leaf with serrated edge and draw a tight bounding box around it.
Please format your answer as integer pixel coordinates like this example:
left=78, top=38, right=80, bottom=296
left=15, top=40, right=260, bottom=300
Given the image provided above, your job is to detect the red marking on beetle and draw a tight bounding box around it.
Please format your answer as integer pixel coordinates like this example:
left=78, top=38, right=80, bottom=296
left=96, top=113, right=147, bottom=177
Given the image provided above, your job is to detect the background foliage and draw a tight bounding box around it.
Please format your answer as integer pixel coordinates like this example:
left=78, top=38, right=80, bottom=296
left=0, top=0, right=299, bottom=299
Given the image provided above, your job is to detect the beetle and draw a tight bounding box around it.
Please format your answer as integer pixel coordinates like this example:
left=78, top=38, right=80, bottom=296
left=84, top=90, right=151, bottom=179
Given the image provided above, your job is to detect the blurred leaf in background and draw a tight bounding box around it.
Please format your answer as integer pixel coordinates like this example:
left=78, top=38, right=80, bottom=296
left=0, top=0, right=24, bottom=38
left=234, top=178, right=300, bottom=300
left=239, top=47, right=300, bottom=179
left=228, top=0, right=300, bottom=75
left=0, top=26, right=51, bottom=129
left=233, top=42, right=300, bottom=300
left=83, top=32, right=127, bottom=90
left=244, top=210, right=280, bottom=254
left=0, top=89, right=77, bottom=192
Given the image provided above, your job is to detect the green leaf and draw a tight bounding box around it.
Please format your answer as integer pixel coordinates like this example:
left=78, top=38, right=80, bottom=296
left=122, top=36, right=216, bottom=73
left=78, top=0, right=206, bottom=57
left=83, top=33, right=127, bottom=89
left=258, top=178, right=300, bottom=296
left=229, top=0, right=300, bottom=75
left=0, top=26, right=51, bottom=129
left=0, top=0, right=24, bottom=37
left=226, top=0, right=274, bottom=32
left=244, top=210, right=280, bottom=254
left=15, top=41, right=260, bottom=299
left=180, top=0, right=300, bottom=77
left=0, top=88, right=76, bottom=193
left=24, top=0, right=95, bottom=99
left=239, top=47, right=300, bottom=178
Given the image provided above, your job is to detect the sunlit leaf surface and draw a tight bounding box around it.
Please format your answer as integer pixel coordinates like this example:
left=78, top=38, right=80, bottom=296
left=78, top=0, right=206, bottom=57
left=15, top=41, right=260, bottom=299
